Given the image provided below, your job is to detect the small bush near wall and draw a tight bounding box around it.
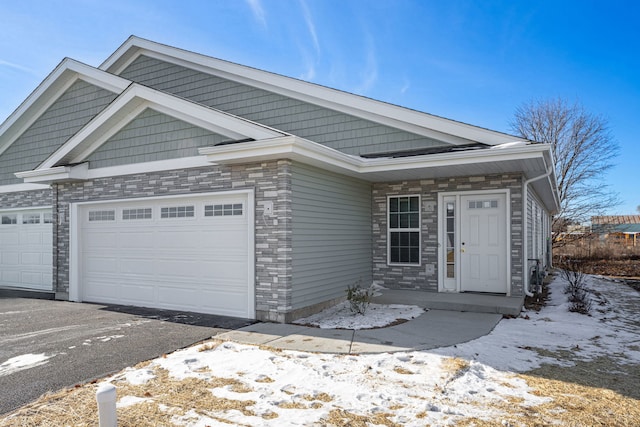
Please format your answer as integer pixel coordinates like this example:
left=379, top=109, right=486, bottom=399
left=345, top=281, right=374, bottom=315
left=558, top=259, right=592, bottom=314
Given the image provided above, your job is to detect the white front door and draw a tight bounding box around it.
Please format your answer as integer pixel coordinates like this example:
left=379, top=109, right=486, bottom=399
left=439, top=192, right=509, bottom=294
left=460, top=193, right=508, bottom=293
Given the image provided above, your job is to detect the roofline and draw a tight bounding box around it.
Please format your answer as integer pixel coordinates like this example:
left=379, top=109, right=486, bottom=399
left=0, top=58, right=131, bottom=159
left=199, top=135, right=552, bottom=175
left=101, top=36, right=526, bottom=147
left=38, top=83, right=288, bottom=169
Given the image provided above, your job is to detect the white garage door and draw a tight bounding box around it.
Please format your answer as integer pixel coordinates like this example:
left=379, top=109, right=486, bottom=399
left=77, top=193, right=253, bottom=318
left=0, top=208, right=53, bottom=291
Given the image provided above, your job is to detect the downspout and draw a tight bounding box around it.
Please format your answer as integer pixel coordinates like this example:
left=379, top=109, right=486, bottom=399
left=522, top=166, right=554, bottom=296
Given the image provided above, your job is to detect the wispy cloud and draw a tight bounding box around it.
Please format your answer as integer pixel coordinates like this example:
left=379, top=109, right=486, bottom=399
left=245, top=0, right=267, bottom=28
left=400, top=78, right=411, bottom=94
left=355, top=32, right=378, bottom=94
left=299, top=0, right=320, bottom=56
left=299, top=53, right=316, bottom=81
left=0, top=59, right=36, bottom=75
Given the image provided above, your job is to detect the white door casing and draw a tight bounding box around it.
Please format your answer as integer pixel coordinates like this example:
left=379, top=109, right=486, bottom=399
left=0, top=208, right=53, bottom=291
left=69, top=190, right=255, bottom=318
left=438, top=191, right=510, bottom=294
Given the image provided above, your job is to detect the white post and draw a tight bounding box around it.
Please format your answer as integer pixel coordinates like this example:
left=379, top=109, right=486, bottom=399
left=96, top=383, right=117, bottom=427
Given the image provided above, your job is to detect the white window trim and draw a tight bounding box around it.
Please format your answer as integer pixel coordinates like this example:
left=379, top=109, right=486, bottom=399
left=386, top=194, right=421, bottom=266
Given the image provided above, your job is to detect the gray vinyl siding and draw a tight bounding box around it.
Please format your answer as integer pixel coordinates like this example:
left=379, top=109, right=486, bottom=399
left=86, top=108, right=229, bottom=168
left=527, top=191, right=549, bottom=268
left=291, top=162, right=372, bottom=310
left=0, top=80, right=118, bottom=185
left=119, top=55, right=447, bottom=156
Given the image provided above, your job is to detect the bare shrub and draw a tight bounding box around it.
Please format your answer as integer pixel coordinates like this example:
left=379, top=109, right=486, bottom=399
left=558, top=258, right=592, bottom=315
left=345, top=280, right=373, bottom=315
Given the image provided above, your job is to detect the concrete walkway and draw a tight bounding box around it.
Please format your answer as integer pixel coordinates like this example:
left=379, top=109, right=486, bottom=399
left=215, top=309, right=502, bottom=354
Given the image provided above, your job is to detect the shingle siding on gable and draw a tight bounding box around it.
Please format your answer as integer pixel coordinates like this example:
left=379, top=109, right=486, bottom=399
left=0, top=80, right=118, bottom=185
left=86, top=108, right=230, bottom=169
left=119, top=55, right=447, bottom=155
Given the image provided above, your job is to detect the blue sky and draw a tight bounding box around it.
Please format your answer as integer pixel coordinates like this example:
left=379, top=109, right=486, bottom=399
left=1, top=0, right=638, bottom=215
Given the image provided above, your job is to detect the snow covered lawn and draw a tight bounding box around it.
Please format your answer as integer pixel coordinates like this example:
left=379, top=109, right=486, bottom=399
left=1, top=274, right=639, bottom=426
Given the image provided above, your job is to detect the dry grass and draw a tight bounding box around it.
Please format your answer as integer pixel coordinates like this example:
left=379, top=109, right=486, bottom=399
left=441, top=357, right=470, bottom=376
left=393, top=366, right=415, bottom=375
left=456, top=370, right=640, bottom=427
left=0, top=365, right=263, bottom=427
left=322, top=408, right=401, bottom=427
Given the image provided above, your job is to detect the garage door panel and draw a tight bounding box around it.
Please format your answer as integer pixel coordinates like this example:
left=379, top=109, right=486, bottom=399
left=22, top=231, right=45, bottom=245
left=21, top=271, right=45, bottom=286
left=2, top=271, right=20, bottom=283
left=79, top=194, right=252, bottom=318
left=21, top=252, right=43, bottom=265
left=119, top=231, right=155, bottom=249
left=2, top=252, right=19, bottom=265
left=155, top=260, right=202, bottom=278
left=85, top=231, right=119, bottom=248
left=120, top=283, right=157, bottom=304
left=86, top=256, right=119, bottom=273
left=118, top=258, right=156, bottom=274
left=0, top=231, right=19, bottom=245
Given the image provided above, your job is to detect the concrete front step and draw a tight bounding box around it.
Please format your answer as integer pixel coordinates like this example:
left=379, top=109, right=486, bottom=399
left=371, top=289, right=523, bottom=316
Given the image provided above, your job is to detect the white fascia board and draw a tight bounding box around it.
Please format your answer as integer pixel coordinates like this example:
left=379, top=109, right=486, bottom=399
left=85, top=156, right=211, bottom=180
left=0, top=59, right=130, bottom=159
left=15, top=163, right=88, bottom=184
left=200, top=137, right=551, bottom=176
left=361, top=144, right=550, bottom=174
left=39, top=83, right=286, bottom=169
left=0, top=183, right=50, bottom=194
left=101, top=37, right=524, bottom=146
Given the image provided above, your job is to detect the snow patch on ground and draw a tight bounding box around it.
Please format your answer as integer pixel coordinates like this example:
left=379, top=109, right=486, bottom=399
left=0, top=353, right=52, bottom=377
left=101, top=275, right=640, bottom=425
left=293, top=301, right=424, bottom=329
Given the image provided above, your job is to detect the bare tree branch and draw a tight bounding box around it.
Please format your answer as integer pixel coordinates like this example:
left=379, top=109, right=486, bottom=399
left=510, top=98, right=619, bottom=232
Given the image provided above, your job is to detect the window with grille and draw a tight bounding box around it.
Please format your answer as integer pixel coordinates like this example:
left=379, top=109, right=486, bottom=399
left=122, top=208, right=152, bottom=220
left=204, top=203, right=243, bottom=217
left=89, top=210, right=115, bottom=221
left=160, top=205, right=194, bottom=218
left=388, top=195, right=420, bottom=264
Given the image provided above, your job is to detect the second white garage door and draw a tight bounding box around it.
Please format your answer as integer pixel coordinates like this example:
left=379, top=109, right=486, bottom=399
left=75, top=192, right=253, bottom=318
left=0, top=208, right=52, bottom=291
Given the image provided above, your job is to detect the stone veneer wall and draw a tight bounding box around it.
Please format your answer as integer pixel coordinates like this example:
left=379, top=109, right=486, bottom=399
left=372, top=174, right=524, bottom=296
left=53, top=161, right=293, bottom=322
left=0, top=189, right=52, bottom=209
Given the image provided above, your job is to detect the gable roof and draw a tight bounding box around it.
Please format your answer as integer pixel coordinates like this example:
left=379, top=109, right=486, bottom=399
left=0, top=58, right=130, bottom=159
left=100, top=36, right=526, bottom=148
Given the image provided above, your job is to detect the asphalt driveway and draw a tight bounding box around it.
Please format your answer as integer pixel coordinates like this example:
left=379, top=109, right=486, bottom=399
left=0, top=297, right=254, bottom=415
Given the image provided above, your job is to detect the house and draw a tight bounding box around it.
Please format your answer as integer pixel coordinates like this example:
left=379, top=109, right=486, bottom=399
left=0, top=36, right=559, bottom=322
left=591, top=215, right=640, bottom=247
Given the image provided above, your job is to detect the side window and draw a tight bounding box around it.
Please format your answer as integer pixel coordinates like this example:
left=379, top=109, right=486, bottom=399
left=160, top=205, right=194, bottom=219
left=122, top=208, right=152, bottom=220
left=22, top=213, right=41, bottom=224
left=1, top=214, right=17, bottom=225
left=204, top=203, right=243, bottom=217
left=89, top=210, right=115, bottom=221
left=388, top=196, right=420, bottom=265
